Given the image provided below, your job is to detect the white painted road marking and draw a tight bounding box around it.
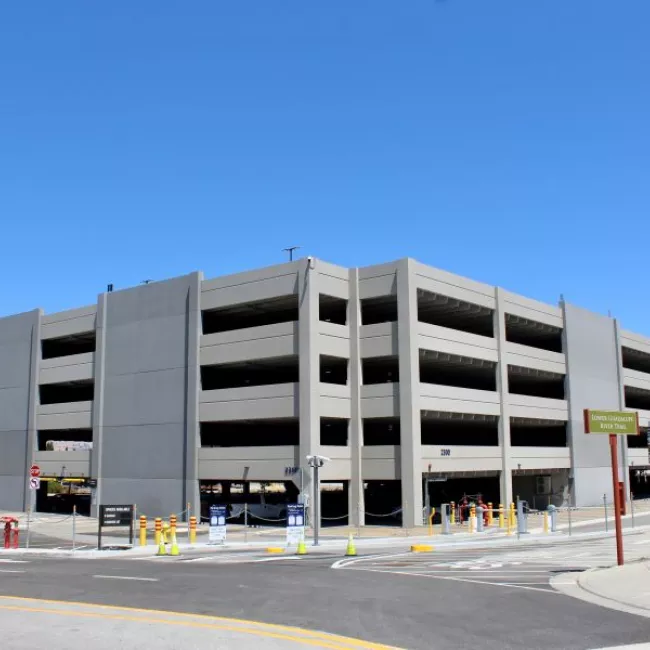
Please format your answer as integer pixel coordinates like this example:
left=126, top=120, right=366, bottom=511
left=93, top=575, right=159, bottom=582
left=0, top=570, right=25, bottom=574
left=0, top=559, right=29, bottom=564
left=371, top=570, right=558, bottom=594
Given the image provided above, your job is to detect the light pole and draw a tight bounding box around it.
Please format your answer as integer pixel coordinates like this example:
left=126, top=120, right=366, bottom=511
left=307, top=455, right=330, bottom=546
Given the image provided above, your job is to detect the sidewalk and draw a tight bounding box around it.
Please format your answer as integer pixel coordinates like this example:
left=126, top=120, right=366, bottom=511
left=552, top=561, right=650, bottom=619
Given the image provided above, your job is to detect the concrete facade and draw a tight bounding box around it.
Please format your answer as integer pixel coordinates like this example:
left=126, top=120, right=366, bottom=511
left=1, top=257, right=649, bottom=525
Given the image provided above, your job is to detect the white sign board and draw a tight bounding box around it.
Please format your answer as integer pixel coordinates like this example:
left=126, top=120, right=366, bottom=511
left=286, top=503, right=305, bottom=546
left=208, top=505, right=227, bottom=545
left=29, top=477, right=41, bottom=490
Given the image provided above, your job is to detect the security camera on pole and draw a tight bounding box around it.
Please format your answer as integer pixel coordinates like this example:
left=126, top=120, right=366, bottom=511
left=306, top=454, right=330, bottom=546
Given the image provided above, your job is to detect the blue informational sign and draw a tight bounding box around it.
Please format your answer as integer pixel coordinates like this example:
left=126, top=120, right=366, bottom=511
left=286, top=503, right=305, bottom=546
left=209, top=504, right=227, bottom=544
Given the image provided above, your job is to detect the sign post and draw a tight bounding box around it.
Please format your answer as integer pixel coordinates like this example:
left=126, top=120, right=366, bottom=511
left=584, top=410, right=640, bottom=566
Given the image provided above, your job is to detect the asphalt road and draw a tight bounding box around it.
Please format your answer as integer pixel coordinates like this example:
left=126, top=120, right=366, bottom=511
left=2, top=541, right=650, bottom=650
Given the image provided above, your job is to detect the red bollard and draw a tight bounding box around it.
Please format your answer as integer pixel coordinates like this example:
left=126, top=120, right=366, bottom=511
left=2, top=517, right=19, bottom=549
left=11, top=520, right=19, bottom=549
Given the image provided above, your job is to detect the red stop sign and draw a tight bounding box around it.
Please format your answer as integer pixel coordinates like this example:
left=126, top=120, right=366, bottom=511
left=30, top=465, right=40, bottom=478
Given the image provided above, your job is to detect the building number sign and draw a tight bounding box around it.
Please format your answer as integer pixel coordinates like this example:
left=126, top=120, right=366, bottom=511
left=440, top=449, right=451, bottom=457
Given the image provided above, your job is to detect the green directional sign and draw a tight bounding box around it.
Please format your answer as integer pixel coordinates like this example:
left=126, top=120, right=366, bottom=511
left=584, top=410, right=640, bottom=435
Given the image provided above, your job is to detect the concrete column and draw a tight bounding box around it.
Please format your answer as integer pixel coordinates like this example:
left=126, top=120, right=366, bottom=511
left=90, top=292, right=107, bottom=517
left=0, top=309, right=42, bottom=512
left=613, top=318, right=631, bottom=503
left=299, top=258, right=320, bottom=520
left=184, top=272, right=203, bottom=522
left=348, top=268, right=364, bottom=527
left=397, top=259, right=422, bottom=528
left=24, top=309, right=43, bottom=512
left=494, top=288, right=513, bottom=507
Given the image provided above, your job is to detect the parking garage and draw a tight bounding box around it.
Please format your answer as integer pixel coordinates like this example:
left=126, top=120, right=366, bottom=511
left=418, top=289, right=494, bottom=338
left=420, top=350, right=496, bottom=392
left=508, top=365, right=566, bottom=400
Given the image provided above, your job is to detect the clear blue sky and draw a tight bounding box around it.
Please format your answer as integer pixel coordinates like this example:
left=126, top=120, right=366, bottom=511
left=1, top=1, right=648, bottom=332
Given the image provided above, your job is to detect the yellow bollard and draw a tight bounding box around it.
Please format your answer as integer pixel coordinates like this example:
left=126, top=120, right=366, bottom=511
left=154, top=517, right=162, bottom=546
left=170, top=514, right=177, bottom=538
left=428, top=508, right=436, bottom=536
left=139, top=515, right=147, bottom=547
left=498, top=504, right=504, bottom=529
left=450, top=502, right=456, bottom=525
left=509, top=503, right=516, bottom=529
left=543, top=511, right=549, bottom=534
left=469, top=505, right=476, bottom=533
left=189, top=516, right=197, bottom=545
left=487, top=503, right=493, bottom=527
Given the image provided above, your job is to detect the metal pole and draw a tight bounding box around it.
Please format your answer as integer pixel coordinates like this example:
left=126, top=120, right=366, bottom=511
left=313, top=464, right=320, bottom=546
left=568, top=504, right=572, bottom=537
left=25, top=506, right=31, bottom=550
left=424, top=479, right=431, bottom=524
left=72, top=505, right=77, bottom=553
left=610, top=434, right=625, bottom=566
left=604, top=493, right=608, bottom=532
left=244, top=503, right=248, bottom=543
left=631, top=491, right=635, bottom=529
left=97, top=507, right=102, bottom=551
left=187, top=502, right=191, bottom=542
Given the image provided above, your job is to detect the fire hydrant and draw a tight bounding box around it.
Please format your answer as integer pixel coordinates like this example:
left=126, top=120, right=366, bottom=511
left=2, top=517, right=19, bottom=549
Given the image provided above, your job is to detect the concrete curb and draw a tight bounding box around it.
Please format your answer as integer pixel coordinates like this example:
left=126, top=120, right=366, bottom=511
left=550, top=565, right=650, bottom=619
left=4, top=525, right=648, bottom=559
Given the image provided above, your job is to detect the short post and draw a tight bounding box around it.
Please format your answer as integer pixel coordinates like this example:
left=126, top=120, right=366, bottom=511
left=72, top=505, right=77, bottom=552
left=189, top=516, right=197, bottom=544
left=428, top=508, right=435, bottom=536
left=154, top=518, right=162, bottom=546
left=548, top=505, right=557, bottom=532
left=186, top=502, right=191, bottom=536
left=543, top=510, right=549, bottom=534
left=517, top=500, right=527, bottom=535
left=139, top=515, right=147, bottom=546
left=568, top=504, right=572, bottom=536
left=25, top=506, right=31, bottom=550
left=469, top=504, right=476, bottom=533
left=441, top=504, right=451, bottom=535
left=603, top=493, right=608, bottom=533
left=450, top=501, right=456, bottom=525
left=631, top=492, right=635, bottom=529
left=170, top=513, right=177, bottom=538
left=509, top=502, right=516, bottom=529
left=244, top=503, right=249, bottom=543
left=498, top=503, right=504, bottom=529
left=487, top=502, right=493, bottom=527
left=476, top=506, right=484, bottom=532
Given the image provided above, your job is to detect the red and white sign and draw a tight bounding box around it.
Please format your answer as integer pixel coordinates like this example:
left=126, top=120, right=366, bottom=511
left=29, top=477, right=41, bottom=491
left=30, top=465, right=41, bottom=478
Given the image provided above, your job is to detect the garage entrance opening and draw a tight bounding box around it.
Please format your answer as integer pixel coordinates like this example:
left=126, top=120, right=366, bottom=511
left=630, top=467, right=650, bottom=499
left=364, top=480, right=402, bottom=526
left=424, top=474, right=500, bottom=516
left=35, top=478, right=91, bottom=516
left=199, top=480, right=294, bottom=524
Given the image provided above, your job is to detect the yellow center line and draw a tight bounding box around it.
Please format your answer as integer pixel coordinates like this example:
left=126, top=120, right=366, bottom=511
left=0, top=597, right=401, bottom=650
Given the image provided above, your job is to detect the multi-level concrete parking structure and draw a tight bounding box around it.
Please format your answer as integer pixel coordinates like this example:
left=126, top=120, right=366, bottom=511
left=1, top=258, right=649, bottom=527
